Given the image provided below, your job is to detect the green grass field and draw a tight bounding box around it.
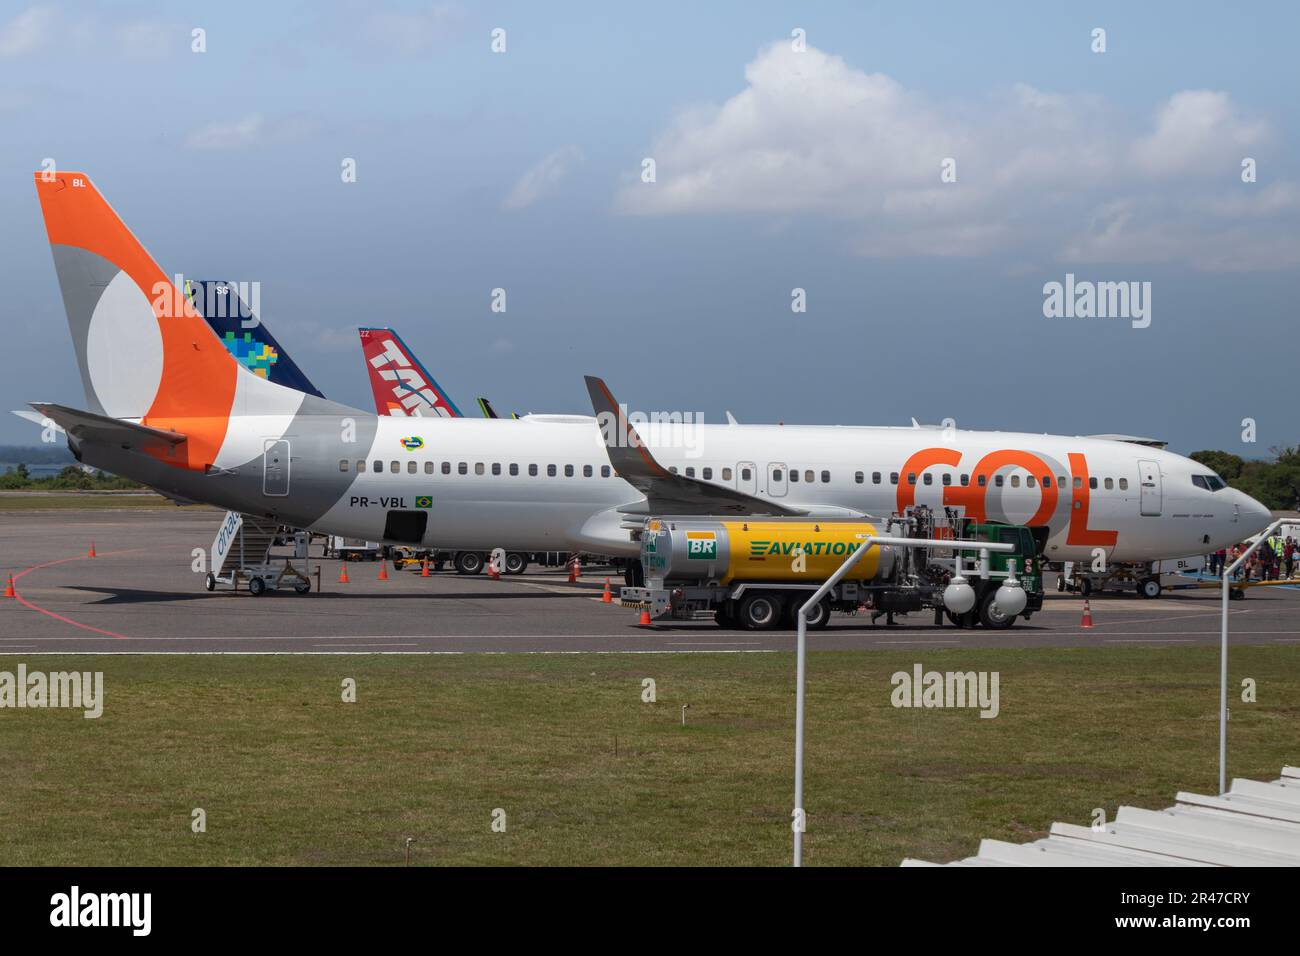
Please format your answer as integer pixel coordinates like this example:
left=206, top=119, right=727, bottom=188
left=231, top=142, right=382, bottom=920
left=1, top=648, right=1295, bottom=866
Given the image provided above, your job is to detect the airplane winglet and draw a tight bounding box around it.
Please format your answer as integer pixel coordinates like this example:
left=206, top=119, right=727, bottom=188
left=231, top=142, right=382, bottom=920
left=584, top=375, right=673, bottom=481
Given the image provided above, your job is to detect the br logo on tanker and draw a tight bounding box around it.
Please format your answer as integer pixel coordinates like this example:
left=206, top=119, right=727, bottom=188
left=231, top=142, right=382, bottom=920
left=687, top=532, right=717, bottom=560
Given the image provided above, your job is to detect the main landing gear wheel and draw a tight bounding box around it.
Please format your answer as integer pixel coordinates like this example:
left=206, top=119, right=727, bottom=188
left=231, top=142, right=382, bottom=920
left=978, top=591, right=1016, bottom=629
left=738, top=593, right=784, bottom=630
left=1138, top=578, right=1161, bottom=599
left=787, top=596, right=830, bottom=630
left=247, top=577, right=267, bottom=597
left=454, top=551, right=485, bottom=575
left=504, top=552, right=528, bottom=575
left=204, top=572, right=216, bottom=592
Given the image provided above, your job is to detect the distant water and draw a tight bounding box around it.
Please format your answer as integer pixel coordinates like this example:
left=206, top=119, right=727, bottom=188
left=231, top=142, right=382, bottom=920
left=0, top=462, right=74, bottom=478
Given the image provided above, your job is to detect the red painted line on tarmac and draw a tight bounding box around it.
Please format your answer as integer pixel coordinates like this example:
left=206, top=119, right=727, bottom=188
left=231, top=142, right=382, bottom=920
left=7, top=550, right=140, bottom=640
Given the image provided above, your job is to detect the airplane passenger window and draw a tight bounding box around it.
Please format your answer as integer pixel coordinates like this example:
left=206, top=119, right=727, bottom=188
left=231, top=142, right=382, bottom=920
left=425, top=462, right=434, bottom=475
left=1073, top=476, right=1082, bottom=489
left=373, top=460, right=382, bottom=473
left=1119, top=478, right=1128, bottom=490
left=923, top=473, right=933, bottom=485
left=685, top=467, right=695, bottom=478
left=1041, top=476, right=1050, bottom=487
left=805, top=470, right=814, bottom=483
left=890, top=473, right=899, bottom=485
left=722, top=467, right=732, bottom=480
left=703, top=468, right=712, bottom=480
left=390, top=461, right=399, bottom=474
left=1104, top=478, right=1113, bottom=489
left=907, top=473, right=916, bottom=485
left=789, top=470, right=799, bottom=482
left=565, top=465, right=574, bottom=477
left=1027, top=476, right=1036, bottom=487
left=547, top=465, right=557, bottom=477
left=872, top=472, right=881, bottom=484
left=977, top=475, right=986, bottom=487
left=356, top=460, right=366, bottom=473
left=492, top=463, right=501, bottom=476
left=960, top=474, right=969, bottom=486
left=670, top=466, right=678, bottom=474
left=475, top=463, right=485, bottom=475
left=1011, top=476, right=1020, bottom=488
left=1089, top=477, right=1097, bottom=489
left=855, top=472, right=864, bottom=484
left=773, top=469, right=783, bottom=482
left=994, top=475, right=1004, bottom=487
left=458, top=462, right=467, bottom=475
left=529, top=464, right=538, bottom=477
left=442, top=462, right=451, bottom=475
left=1058, top=475, right=1066, bottom=489
left=408, top=461, right=416, bottom=474
left=821, top=471, right=830, bottom=483
left=602, top=465, right=612, bottom=478
left=509, top=464, right=519, bottom=476
left=584, top=465, right=593, bottom=477
left=941, top=473, right=951, bottom=486
left=741, top=468, right=752, bottom=481
left=338, top=460, right=348, bottom=472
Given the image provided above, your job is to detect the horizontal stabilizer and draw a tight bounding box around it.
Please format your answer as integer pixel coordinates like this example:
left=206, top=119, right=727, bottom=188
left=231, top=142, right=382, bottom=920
left=30, top=403, right=187, bottom=449
left=583, top=375, right=805, bottom=517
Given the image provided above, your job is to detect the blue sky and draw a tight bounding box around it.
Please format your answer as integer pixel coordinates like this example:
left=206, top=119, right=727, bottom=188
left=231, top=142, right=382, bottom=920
left=2, top=1, right=1297, bottom=454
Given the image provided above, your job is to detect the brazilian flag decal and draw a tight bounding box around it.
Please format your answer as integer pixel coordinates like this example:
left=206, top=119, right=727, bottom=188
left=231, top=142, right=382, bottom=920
left=415, top=496, right=433, bottom=509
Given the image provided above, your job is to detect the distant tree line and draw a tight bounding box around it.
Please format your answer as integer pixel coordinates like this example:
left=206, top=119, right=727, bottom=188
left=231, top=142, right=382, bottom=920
left=0, top=444, right=76, bottom=465
left=0, top=463, right=143, bottom=491
left=1190, top=447, right=1300, bottom=511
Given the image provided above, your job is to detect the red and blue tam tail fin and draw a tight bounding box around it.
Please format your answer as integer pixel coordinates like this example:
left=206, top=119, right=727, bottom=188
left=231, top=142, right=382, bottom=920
left=358, top=327, right=462, bottom=417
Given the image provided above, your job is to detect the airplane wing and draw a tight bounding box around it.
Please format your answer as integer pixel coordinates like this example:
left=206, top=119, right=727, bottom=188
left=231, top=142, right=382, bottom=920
left=583, top=375, right=807, bottom=517
left=29, top=403, right=186, bottom=449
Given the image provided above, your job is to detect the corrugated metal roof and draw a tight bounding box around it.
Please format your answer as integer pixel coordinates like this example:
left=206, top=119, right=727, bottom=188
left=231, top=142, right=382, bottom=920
left=902, top=766, right=1300, bottom=867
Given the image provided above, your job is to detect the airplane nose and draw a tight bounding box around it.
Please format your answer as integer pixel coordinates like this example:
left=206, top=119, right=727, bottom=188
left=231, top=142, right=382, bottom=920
left=1235, top=490, right=1272, bottom=534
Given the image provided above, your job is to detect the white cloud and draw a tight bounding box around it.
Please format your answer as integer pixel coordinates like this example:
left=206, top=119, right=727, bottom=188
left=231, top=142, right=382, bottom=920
left=0, top=5, right=55, bottom=57
left=503, top=146, right=585, bottom=210
left=185, top=114, right=266, bottom=150
left=1132, top=90, right=1269, bottom=175
left=617, top=41, right=1296, bottom=270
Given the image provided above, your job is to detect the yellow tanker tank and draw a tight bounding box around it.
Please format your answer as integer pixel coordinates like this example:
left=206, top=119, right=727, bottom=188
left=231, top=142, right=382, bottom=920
left=641, top=518, right=891, bottom=585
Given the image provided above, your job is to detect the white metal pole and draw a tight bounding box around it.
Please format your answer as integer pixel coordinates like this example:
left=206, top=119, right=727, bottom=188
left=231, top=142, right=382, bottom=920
left=792, top=533, right=1013, bottom=867
left=1218, top=517, right=1283, bottom=795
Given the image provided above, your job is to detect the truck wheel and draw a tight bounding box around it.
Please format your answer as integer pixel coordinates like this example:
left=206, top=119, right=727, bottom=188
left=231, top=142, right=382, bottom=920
left=1079, top=578, right=1093, bottom=597
left=294, top=580, right=311, bottom=595
left=785, top=596, right=830, bottom=629
left=248, top=577, right=267, bottom=597
left=1138, top=578, right=1161, bottom=599
left=978, top=591, right=1016, bottom=629
left=204, top=572, right=216, bottom=592
left=504, top=552, right=528, bottom=575
left=738, top=593, right=784, bottom=630
left=454, top=551, right=485, bottom=575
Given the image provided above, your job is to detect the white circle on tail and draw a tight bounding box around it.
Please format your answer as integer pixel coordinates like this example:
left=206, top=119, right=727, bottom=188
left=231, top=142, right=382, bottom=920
left=85, top=269, right=164, bottom=418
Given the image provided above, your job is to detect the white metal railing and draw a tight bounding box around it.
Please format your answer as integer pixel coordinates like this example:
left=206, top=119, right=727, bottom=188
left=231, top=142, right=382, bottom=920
left=791, top=533, right=1015, bottom=867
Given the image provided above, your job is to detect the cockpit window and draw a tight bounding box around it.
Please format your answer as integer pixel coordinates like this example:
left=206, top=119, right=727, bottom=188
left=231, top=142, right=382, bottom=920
left=1193, top=474, right=1226, bottom=492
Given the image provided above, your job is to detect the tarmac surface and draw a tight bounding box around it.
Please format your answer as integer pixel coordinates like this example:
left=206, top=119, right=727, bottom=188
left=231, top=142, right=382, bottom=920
left=3, top=508, right=1299, bottom=654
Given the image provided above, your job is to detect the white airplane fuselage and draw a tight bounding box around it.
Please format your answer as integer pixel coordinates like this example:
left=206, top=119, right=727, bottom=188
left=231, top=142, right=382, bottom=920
left=297, top=414, right=1268, bottom=562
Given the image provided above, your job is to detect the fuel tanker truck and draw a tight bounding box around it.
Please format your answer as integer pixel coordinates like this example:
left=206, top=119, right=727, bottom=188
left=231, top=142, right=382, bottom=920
left=620, top=507, right=1043, bottom=630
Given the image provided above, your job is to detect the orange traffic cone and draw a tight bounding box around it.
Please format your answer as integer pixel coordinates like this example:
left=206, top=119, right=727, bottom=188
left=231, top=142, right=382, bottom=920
left=378, top=561, right=389, bottom=581
left=4, top=573, right=14, bottom=598
left=338, top=563, right=350, bottom=584
left=421, top=558, right=430, bottom=578
left=638, top=608, right=653, bottom=627
left=1080, top=599, right=1093, bottom=629
left=601, top=578, right=612, bottom=603
left=87, top=541, right=96, bottom=558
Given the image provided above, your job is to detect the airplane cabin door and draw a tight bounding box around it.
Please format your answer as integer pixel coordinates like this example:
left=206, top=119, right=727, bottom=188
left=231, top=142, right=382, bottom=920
left=737, top=461, right=757, bottom=495
left=263, top=439, right=290, bottom=496
left=1138, top=459, right=1161, bottom=516
left=768, top=462, right=788, bottom=497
